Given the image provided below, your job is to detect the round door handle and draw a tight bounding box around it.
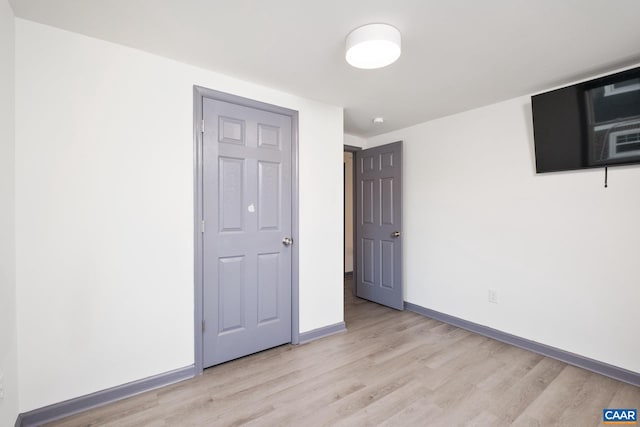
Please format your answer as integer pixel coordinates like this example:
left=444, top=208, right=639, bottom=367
left=391, top=231, right=401, bottom=238
left=282, top=237, right=294, bottom=246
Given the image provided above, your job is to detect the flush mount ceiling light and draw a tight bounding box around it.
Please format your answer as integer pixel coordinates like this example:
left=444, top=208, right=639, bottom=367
left=373, top=117, right=385, bottom=124
left=345, top=23, right=401, bottom=69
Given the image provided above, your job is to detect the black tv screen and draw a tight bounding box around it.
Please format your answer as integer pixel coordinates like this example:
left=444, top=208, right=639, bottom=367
left=532, top=66, right=640, bottom=173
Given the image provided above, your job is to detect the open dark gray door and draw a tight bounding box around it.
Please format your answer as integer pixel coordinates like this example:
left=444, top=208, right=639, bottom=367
left=355, top=141, right=403, bottom=310
left=202, top=96, right=293, bottom=367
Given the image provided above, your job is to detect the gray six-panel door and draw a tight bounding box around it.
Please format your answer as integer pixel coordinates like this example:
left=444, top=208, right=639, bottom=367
left=355, top=142, right=403, bottom=310
left=202, top=97, right=292, bottom=367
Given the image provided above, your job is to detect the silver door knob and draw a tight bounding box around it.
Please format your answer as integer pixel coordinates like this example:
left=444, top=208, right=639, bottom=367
left=282, top=237, right=294, bottom=246
left=391, top=231, right=401, bottom=238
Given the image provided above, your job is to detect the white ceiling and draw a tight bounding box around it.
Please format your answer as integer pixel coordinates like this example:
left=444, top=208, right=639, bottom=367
left=10, top=0, right=640, bottom=137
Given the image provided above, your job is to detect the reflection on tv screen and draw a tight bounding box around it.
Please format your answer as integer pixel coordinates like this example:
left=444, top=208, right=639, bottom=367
left=586, top=78, right=640, bottom=165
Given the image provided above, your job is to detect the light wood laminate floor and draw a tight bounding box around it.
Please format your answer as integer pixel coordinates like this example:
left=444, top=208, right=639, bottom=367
left=49, top=279, right=639, bottom=426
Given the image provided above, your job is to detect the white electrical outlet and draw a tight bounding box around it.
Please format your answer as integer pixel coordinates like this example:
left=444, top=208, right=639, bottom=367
left=488, top=289, right=498, bottom=304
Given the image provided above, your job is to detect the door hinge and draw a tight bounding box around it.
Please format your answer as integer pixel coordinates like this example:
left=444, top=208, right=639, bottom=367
left=202, top=320, right=205, bottom=333
left=201, top=220, right=205, bottom=233
left=201, top=120, right=205, bottom=133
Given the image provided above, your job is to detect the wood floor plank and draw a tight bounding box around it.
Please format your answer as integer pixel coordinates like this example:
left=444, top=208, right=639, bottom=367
left=47, top=280, right=640, bottom=426
left=556, top=373, right=622, bottom=427
left=608, top=382, right=640, bottom=408
left=330, top=381, right=432, bottom=427
left=509, top=365, right=591, bottom=426
left=377, top=394, right=443, bottom=427
left=485, top=356, right=566, bottom=424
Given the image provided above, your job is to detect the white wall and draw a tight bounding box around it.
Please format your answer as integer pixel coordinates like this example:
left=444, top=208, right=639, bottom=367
left=343, top=152, right=354, bottom=273
left=0, top=1, right=19, bottom=425
left=367, top=95, right=640, bottom=374
left=344, top=133, right=366, bottom=148
left=15, top=19, right=344, bottom=412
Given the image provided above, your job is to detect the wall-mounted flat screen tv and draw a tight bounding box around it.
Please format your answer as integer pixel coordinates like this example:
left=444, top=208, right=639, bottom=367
left=532, top=66, right=640, bottom=173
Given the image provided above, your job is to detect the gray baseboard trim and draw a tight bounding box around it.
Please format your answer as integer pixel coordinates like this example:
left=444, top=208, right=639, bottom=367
left=298, top=321, right=346, bottom=344
left=405, top=302, right=640, bottom=388
left=17, top=365, right=195, bottom=427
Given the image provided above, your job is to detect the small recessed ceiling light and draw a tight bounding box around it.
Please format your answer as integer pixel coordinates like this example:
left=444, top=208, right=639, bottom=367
left=346, top=24, right=401, bottom=70
left=373, top=117, right=385, bottom=124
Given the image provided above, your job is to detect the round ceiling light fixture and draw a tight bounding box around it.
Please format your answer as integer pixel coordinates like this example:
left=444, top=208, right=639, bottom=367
left=345, top=23, right=401, bottom=69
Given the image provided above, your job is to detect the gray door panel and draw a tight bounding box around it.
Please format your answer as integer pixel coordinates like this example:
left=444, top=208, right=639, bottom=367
left=355, top=142, right=403, bottom=310
left=203, top=98, right=292, bottom=367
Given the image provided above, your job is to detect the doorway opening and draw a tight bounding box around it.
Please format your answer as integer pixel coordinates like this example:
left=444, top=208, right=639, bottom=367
left=344, top=150, right=355, bottom=279
left=344, top=146, right=359, bottom=321
left=344, top=141, right=404, bottom=321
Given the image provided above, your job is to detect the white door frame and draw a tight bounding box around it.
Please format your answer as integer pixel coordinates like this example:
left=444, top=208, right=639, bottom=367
left=193, top=86, right=300, bottom=374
